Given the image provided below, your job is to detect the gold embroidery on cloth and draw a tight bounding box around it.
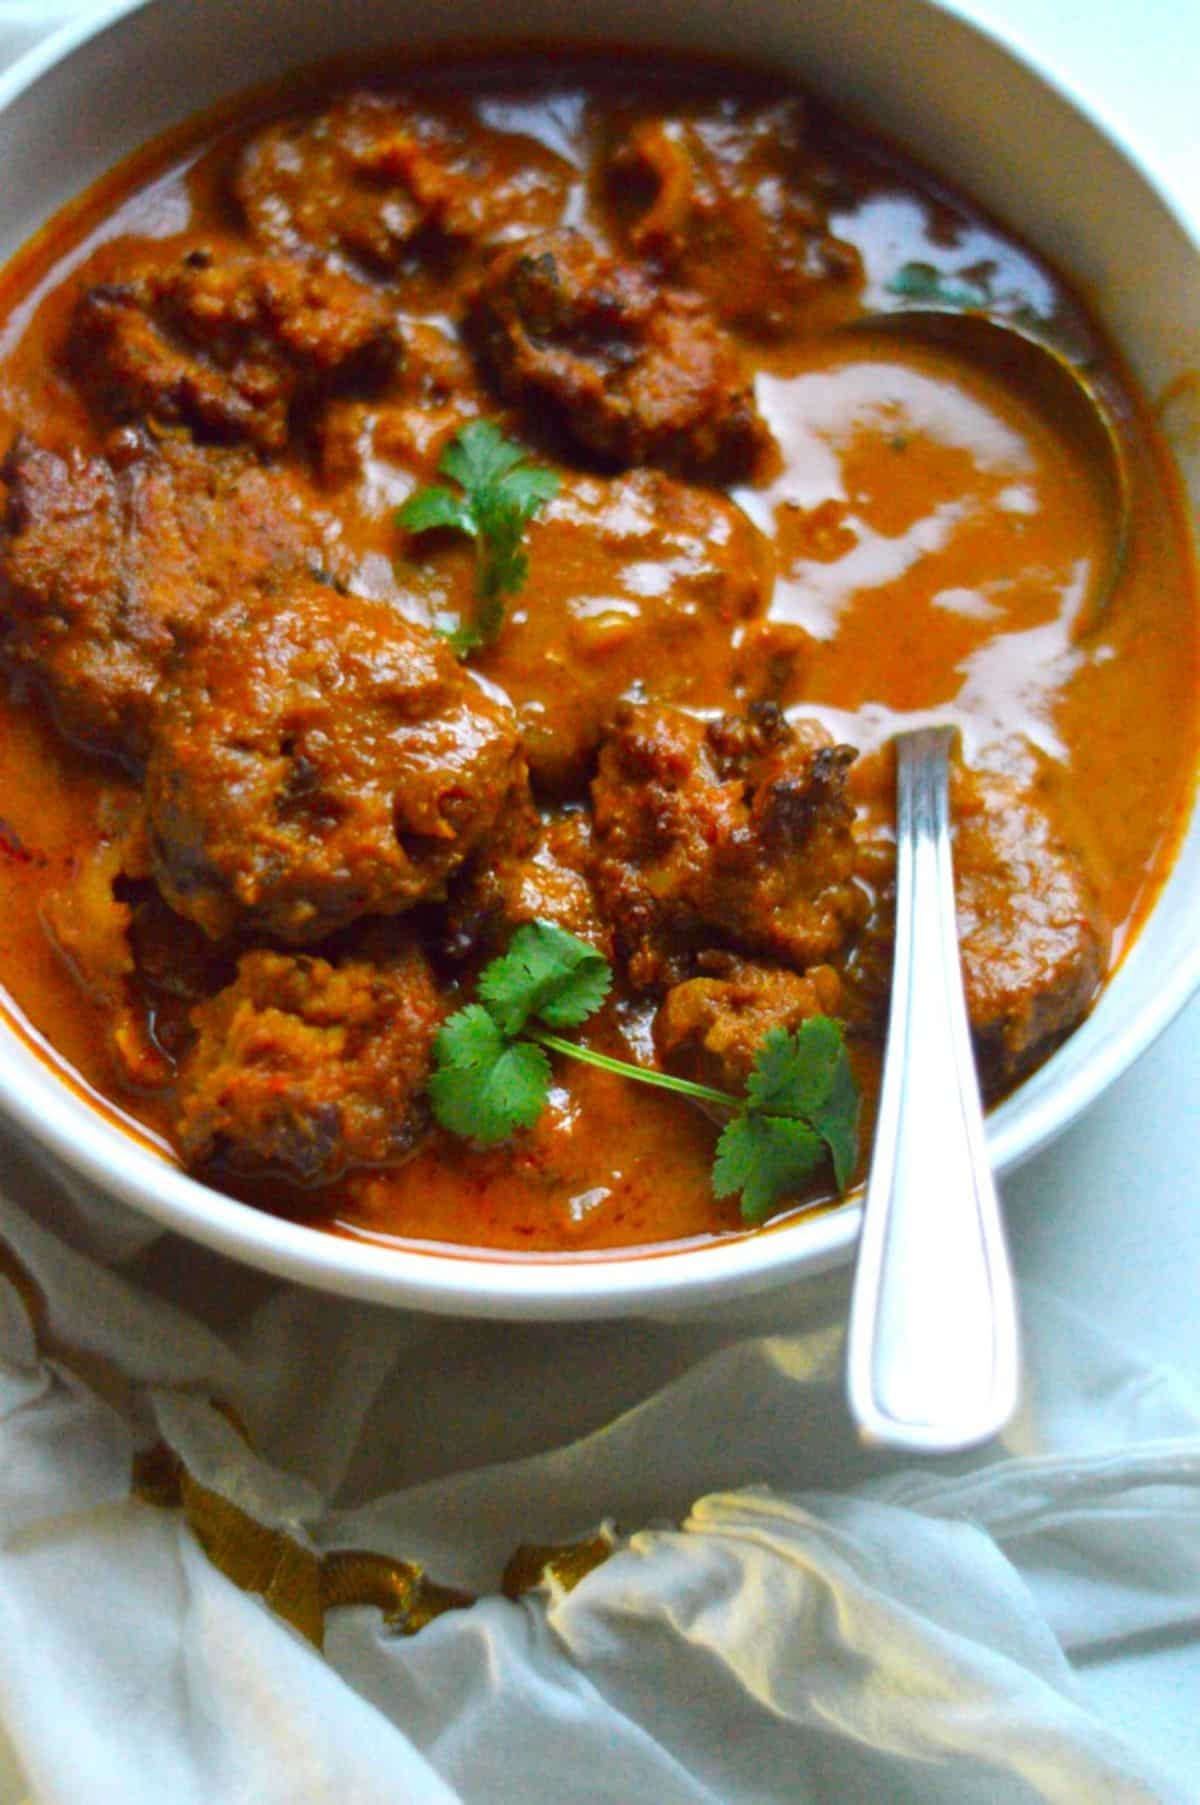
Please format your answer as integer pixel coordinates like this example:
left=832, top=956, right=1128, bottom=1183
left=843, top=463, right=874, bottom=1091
left=132, top=1439, right=475, bottom=1650
left=321, top=1550, right=474, bottom=1633
left=132, top=1441, right=326, bottom=1647
left=503, top=1532, right=616, bottom=1600
left=4, top=1243, right=614, bottom=1650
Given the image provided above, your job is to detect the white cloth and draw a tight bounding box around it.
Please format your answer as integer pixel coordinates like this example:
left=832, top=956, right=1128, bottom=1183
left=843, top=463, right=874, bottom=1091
left=1, top=1135, right=1199, bottom=1805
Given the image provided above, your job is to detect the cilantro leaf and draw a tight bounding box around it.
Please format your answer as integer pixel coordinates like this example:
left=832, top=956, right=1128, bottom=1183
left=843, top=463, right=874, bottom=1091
left=746, top=1018, right=844, bottom=1119
left=396, top=485, right=476, bottom=538
left=495, top=464, right=560, bottom=514
left=398, top=420, right=559, bottom=654
left=743, top=1018, right=861, bottom=1196
left=472, top=500, right=529, bottom=601
left=713, top=1113, right=826, bottom=1223
left=808, top=1035, right=861, bottom=1194
left=428, top=1004, right=551, bottom=1146
left=742, top=1024, right=808, bottom=1116
left=432, top=1002, right=504, bottom=1073
left=440, top=419, right=526, bottom=494
left=885, top=260, right=989, bottom=310
left=479, top=920, right=612, bottom=1036
left=474, top=464, right=560, bottom=602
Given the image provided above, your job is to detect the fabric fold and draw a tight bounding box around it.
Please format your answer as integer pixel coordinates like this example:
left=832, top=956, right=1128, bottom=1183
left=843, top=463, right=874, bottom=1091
left=2, top=1176, right=1199, bottom=1802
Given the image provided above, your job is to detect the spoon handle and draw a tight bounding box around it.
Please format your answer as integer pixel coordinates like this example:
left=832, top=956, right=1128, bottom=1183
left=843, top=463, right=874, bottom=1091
left=846, top=726, right=1020, bottom=1452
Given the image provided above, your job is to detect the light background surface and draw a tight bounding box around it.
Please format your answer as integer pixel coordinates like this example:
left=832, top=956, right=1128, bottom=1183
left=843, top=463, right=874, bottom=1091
left=0, top=0, right=1195, bottom=1795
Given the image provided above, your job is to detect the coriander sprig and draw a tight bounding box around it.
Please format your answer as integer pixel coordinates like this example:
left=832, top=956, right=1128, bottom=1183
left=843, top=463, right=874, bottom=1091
left=885, top=260, right=989, bottom=311
left=397, top=420, right=559, bottom=656
left=428, top=920, right=860, bottom=1223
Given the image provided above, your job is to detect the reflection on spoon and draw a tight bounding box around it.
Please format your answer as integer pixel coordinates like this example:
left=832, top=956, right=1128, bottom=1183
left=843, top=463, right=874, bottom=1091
left=845, top=725, right=1021, bottom=1453
left=837, top=308, right=1132, bottom=635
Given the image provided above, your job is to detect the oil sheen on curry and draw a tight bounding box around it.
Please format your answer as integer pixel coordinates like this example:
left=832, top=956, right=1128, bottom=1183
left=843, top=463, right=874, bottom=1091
left=0, top=53, right=1195, bottom=1256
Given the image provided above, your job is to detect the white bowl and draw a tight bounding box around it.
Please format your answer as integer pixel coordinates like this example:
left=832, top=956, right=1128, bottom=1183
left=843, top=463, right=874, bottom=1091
left=0, top=0, right=1196, bottom=1318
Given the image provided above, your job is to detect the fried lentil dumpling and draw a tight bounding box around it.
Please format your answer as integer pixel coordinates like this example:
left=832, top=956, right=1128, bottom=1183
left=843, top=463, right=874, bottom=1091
left=953, top=765, right=1107, bottom=1088
left=235, top=90, right=569, bottom=275
left=589, top=701, right=867, bottom=987
left=441, top=778, right=607, bottom=964
left=465, top=229, right=769, bottom=481
left=174, top=944, right=445, bottom=1183
left=144, top=576, right=522, bottom=942
left=0, top=436, right=322, bottom=762
left=846, top=752, right=1109, bottom=1091
left=655, top=954, right=843, bottom=1092
left=67, top=244, right=401, bottom=451
left=605, top=95, right=863, bottom=335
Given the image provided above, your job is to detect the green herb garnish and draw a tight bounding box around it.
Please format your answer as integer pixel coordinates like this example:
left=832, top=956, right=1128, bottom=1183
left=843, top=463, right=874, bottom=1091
left=397, top=420, right=559, bottom=656
left=429, top=920, right=860, bottom=1223
left=427, top=1006, right=553, bottom=1145
left=885, top=260, right=989, bottom=310
left=477, top=919, right=613, bottom=1035
left=712, top=1018, right=859, bottom=1219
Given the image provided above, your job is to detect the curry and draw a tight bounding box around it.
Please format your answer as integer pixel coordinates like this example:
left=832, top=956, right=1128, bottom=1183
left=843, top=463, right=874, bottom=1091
left=0, top=52, right=1194, bottom=1255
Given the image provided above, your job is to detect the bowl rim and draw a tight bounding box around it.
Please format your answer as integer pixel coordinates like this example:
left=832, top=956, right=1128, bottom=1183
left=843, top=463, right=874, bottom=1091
left=0, top=0, right=1196, bottom=1318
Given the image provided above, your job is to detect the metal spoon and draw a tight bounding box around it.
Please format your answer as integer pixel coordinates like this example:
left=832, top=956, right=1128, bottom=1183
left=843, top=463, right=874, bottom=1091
left=838, top=307, right=1132, bottom=635
left=845, top=725, right=1020, bottom=1453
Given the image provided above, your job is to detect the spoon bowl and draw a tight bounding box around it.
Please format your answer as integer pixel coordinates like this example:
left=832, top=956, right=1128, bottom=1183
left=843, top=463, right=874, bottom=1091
left=838, top=307, right=1133, bottom=635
